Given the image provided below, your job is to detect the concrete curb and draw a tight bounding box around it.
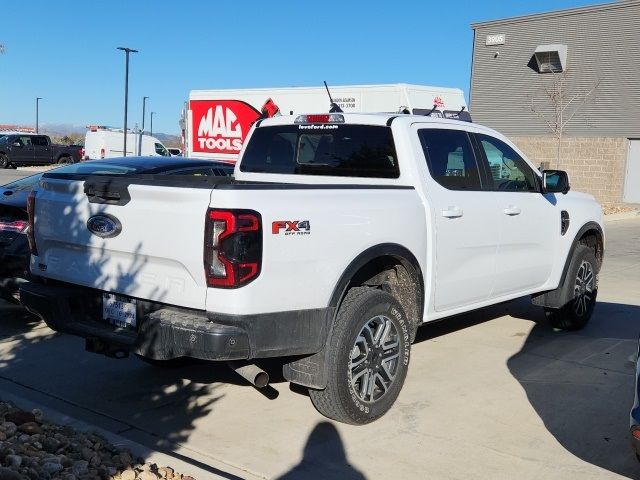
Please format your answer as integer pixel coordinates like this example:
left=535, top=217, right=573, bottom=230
left=604, top=210, right=640, bottom=222
left=0, top=390, right=255, bottom=480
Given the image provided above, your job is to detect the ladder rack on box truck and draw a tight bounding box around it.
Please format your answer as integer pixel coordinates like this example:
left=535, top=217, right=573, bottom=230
left=182, top=83, right=469, bottom=162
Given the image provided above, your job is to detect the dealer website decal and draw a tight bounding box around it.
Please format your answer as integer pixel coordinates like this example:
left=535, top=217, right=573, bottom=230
left=298, top=124, right=339, bottom=130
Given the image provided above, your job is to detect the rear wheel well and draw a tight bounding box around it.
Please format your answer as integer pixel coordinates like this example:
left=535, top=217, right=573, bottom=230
left=340, top=255, right=423, bottom=342
left=283, top=248, right=424, bottom=389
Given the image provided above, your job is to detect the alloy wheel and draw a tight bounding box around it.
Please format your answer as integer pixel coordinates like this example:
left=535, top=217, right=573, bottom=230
left=349, top=314, right=400, bottom=403
left=573, top=260, right=594, bottom=317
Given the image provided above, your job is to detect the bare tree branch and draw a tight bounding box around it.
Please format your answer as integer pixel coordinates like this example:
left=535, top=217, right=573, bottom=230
left=526, top=69, right=600, bottom=167
left=561, top=79, right=600, bottom=127
left=529, top=96, right=561, bottom=138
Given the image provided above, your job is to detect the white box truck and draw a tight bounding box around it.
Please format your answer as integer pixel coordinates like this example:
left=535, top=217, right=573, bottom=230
left=183, top=83, right=469, bottom=162
left=83, top=126, right=171, bottom=159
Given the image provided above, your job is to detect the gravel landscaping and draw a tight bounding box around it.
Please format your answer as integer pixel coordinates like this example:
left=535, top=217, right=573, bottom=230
left=0, top=400, right=196, bottom=480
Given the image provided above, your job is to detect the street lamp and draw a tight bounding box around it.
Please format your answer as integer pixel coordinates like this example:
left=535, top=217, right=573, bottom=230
left=150, top=112, right=156, bottom=137
left=117, top=46, right=138, bottom=156
left=36, top=97, right=42, bottom=133
left=139, top=96, right=149, bottom=155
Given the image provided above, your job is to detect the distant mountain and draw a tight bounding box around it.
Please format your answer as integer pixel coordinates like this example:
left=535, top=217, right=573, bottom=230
left=41, top=123, right=86, bottom=136
left=154, top=133, right=181, bottom=147
left=40, top=123, right=180, bottom=146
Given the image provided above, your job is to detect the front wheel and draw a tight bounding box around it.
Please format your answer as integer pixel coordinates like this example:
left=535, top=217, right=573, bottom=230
left=309, top=287, right=410, bottom=425
left=546, top=243, right=598, bottom=330
left=0, top=154, right=10, bottom=169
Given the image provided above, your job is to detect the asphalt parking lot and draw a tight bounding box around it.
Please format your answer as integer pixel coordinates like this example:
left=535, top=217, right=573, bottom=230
left=1, top=167, right=639, bottom=479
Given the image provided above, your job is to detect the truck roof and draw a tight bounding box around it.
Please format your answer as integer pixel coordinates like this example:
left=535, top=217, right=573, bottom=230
left=257, top=112, right=479, bottom=128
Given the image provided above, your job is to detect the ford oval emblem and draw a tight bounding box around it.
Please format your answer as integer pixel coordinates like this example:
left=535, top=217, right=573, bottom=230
left=87, top=214, right=121, bottom=238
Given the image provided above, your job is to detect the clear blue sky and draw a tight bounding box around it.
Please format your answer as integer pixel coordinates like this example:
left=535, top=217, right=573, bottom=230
left=0, top=0, right=604, bottom=135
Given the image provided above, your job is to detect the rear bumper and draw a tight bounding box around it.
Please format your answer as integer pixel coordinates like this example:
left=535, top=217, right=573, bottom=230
left=20, top=281, right=332, bottom=361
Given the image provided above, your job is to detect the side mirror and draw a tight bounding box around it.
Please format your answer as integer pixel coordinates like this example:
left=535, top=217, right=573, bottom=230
left=542, top=170, right=570, bottom=195
left=12, top=141, right=21, bottom=147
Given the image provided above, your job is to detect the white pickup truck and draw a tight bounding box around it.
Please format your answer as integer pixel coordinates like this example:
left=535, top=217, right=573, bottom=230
left=21, top=113, right=604, bottom=425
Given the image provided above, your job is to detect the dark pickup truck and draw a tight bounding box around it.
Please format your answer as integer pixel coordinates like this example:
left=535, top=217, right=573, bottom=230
left=0, top=133, right=82, bottom=168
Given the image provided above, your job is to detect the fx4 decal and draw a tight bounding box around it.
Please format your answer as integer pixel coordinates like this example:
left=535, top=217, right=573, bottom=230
left=272, top=220, right=311, bottom=236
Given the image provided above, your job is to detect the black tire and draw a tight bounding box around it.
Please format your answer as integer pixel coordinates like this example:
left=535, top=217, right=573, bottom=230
left=545, top=243, right=598, bottom=330
left=0, top=154, right=9, bottom=169
left=309, top=287, right=411, bottom=425
left=57, top=156, right=72, bottom=165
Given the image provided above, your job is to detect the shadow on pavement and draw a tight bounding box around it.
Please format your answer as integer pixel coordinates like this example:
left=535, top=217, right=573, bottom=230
left=276, top=422, right=365, bottom=480
left=415, top=296, right=639, bottom=478
left=507, top=300, right=640, bottom=479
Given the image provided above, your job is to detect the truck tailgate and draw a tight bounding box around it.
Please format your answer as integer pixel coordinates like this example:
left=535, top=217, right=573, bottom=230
left=32, top=176, right=212, bottom=309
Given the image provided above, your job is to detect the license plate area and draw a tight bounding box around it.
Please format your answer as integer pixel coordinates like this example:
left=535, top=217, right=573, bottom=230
left=102, top=293, right=137, bottom=329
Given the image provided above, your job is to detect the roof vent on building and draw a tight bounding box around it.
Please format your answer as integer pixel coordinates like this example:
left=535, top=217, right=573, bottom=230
left=533, top=44, right=568, bottom=73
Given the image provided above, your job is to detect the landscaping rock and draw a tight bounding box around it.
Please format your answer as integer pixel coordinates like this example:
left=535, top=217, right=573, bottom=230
left=5, top=411, right=35, bottom=427
left=0, top=400, right=197, bottom=480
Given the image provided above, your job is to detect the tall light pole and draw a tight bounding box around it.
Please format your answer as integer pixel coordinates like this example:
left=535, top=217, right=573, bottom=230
left=150, top=112, right=156, bottom=137
left=36, top=97, right=42, bottom=133
left=117, top=46, right=138, bottom=156
left=139, top=96, right=148, bottom=155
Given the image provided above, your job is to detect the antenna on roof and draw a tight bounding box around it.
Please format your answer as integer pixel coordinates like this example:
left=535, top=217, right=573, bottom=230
left=458, top=106, right=466, bottom=114
left=323, top=81, right=343, bottom=113
left=426, top=105, right=438, bottom=116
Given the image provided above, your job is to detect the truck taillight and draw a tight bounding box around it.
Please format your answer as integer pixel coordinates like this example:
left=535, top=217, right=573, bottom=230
left=27, top=191, right=38, bottom=255
left=100, top=148, right=105, bottom=159
left=204, top=209, right=262, bottom=288
left=0, top=219, right=28, bottom=233
left=79, top=147, right=85, bottom=160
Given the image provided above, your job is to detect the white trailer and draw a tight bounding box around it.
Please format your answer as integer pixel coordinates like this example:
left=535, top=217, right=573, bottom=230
left=184, top=83, right=469, bottom=161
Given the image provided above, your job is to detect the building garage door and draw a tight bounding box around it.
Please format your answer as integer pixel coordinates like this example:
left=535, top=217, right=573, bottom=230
left=624, top=140, right=640, bottom=203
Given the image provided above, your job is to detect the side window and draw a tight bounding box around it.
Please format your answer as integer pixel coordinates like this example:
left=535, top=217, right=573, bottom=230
left=477, top=134, right=539, bottom=192
left=20, top=136, right=32, bottom=146
left=418, top=129, right=481, bottom=190
left=32, top=136, right=48, bottom=147
left=154, top=143, right=170, bottom=156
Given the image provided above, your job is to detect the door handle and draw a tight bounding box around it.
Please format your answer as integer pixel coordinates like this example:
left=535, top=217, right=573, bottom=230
left=441, top=207, right=463, bottom=218
left=503, top=206, right=521, bottom=216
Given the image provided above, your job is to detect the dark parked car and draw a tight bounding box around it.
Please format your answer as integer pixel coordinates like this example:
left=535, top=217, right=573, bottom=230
left=0, top=156, right=233, bottom=302
left=0, top=134, right=83, bottom=168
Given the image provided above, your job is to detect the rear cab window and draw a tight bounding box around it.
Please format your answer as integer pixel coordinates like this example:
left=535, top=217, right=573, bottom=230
left=240, top=125, right=399, bottom=178
left=32, top=136, right=49, bottom=147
